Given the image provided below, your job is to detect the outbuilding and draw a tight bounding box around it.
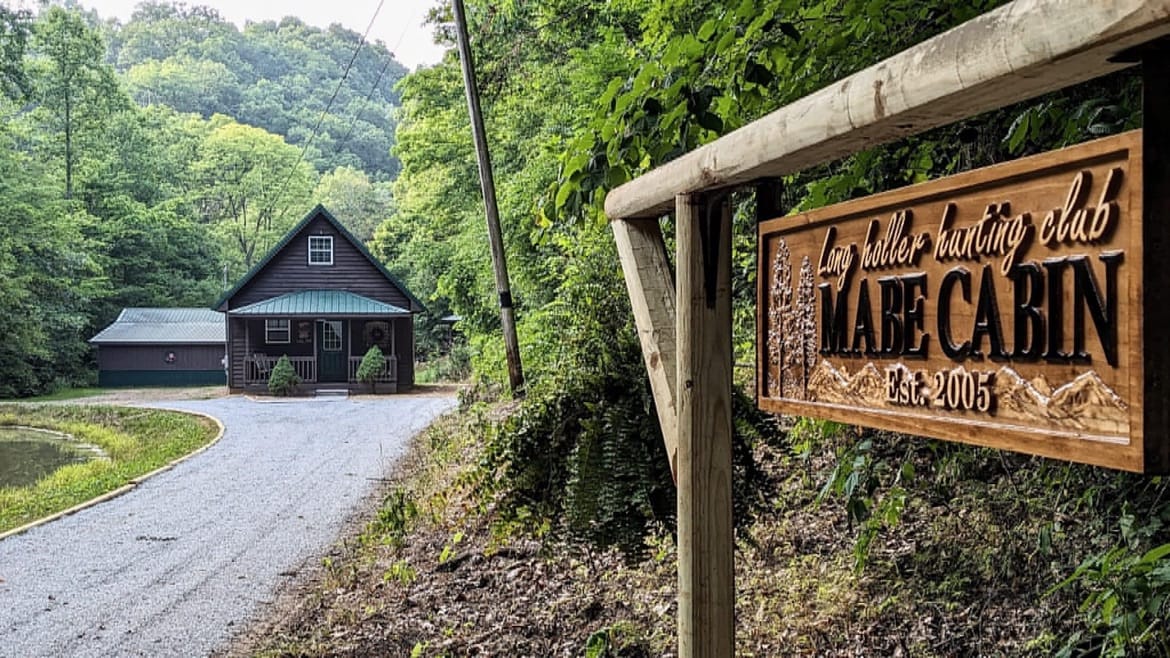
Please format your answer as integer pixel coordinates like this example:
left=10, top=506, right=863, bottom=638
left=90, top=308, right=226, bottom=387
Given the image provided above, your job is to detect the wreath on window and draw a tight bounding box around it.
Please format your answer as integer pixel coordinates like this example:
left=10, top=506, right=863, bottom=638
left=296, top=321, right=312, bottom=343
left=363, top=321, right=390, bottom=349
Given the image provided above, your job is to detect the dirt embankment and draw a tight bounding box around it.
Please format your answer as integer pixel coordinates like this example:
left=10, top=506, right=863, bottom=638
left=230, top=400, right=1119, bottom=657
left=227, top=407, right=674, bottom=657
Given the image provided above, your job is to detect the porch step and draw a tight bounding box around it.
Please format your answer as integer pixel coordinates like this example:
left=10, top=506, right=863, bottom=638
left=314, top=388, right=350, bottom=398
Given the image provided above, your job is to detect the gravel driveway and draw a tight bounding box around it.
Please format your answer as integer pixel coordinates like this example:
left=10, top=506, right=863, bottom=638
left=0, top=394, right=456, bottom=658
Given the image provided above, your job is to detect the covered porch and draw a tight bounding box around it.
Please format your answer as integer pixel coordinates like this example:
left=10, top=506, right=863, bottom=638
left=227, top=290, right=412, bottom=392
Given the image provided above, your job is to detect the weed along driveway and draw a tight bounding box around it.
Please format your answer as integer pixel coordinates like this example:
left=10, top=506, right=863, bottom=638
left=0, top=394, right=456, bottom=658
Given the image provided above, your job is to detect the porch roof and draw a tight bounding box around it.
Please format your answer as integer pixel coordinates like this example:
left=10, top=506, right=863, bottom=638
left=228, top=290, right=412, bottom=317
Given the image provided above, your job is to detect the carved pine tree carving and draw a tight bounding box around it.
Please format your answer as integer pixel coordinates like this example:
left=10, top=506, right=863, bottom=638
left=767, top=240, right=792, bottom=398
left=796, top=256, right=817, bottom=399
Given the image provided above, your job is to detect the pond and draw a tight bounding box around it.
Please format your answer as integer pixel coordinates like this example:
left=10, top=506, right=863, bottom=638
left=0, top=427, right=107, bottom=489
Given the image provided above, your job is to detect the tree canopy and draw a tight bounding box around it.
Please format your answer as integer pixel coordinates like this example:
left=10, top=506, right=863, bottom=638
left=105, top=2, right=408, bottom=179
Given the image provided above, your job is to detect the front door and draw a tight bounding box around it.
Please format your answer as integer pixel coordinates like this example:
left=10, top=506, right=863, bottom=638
left=317, top=319, right=346, bottom=382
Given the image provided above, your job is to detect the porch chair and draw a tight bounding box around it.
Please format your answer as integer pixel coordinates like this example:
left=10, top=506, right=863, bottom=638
left=250, top=353, right=273, bottom=382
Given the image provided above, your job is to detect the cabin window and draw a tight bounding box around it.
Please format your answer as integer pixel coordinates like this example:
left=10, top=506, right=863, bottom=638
left=322, top=320, right=343, bottom=351
left=265, top=319, right=290, bottom=344
left=308, top=236, right=333, bottom=265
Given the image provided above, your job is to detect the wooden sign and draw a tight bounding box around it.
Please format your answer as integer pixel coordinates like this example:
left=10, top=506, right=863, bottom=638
left=757, top=131, right=1163, bottom=472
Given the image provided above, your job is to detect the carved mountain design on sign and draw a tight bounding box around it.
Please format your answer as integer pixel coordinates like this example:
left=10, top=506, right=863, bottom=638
left=1047, top=371, right=1128, bottom=433
left=1050, top=371, right=1127, bottom=411
left=992, top=367, right=1051, bottom=421
left=807, top=359, right=851, bottom=405
left=801, top=360, right=1128, bottom=437
left=847, top=363, right=887, bottom=407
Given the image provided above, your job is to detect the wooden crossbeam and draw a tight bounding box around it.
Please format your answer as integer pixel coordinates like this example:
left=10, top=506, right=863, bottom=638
left=605, top=0, right=1170, bottom=221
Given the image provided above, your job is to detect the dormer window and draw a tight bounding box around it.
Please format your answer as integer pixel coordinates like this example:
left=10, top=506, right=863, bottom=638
left=308, top=236, right=333, bottom=265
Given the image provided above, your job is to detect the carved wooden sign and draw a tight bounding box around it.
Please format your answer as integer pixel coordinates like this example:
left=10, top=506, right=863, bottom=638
left=757, top=131, right=1162, bottom=472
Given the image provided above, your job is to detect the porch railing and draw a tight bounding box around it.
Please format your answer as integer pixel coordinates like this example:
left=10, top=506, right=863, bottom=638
left=348, top=354, right=398, bottom=383
left=244, top=355, right=317, bottom=386
left=243, top=354, right=398, bottom=387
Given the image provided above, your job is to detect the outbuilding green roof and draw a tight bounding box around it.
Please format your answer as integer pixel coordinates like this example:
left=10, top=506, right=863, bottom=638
left=227, top=290, right=411, bottom=317
left=90, top=308, right=225, bottom=345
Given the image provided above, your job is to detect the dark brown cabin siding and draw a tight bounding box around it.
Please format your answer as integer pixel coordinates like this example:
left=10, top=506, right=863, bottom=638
left=246, top=318, right=315, bottom=357
left=348, top=318, right=411, bottom=385
left=229, top=317, right=248, bottom=388
left=98, top=345, right=224, bottom=371
left=229, top=216, right=411, bottom=310
left=395, top=318, right=414, bottom=387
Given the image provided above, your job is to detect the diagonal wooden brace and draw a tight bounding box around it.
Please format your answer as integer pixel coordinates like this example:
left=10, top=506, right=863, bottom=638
left=612, top=217, right=679, bottom=481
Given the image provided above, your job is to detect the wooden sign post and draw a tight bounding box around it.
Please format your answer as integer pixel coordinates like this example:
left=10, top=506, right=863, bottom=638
left=758, top=130, right=1167, bottom=472
left=677, top=193, right=735, bottom=658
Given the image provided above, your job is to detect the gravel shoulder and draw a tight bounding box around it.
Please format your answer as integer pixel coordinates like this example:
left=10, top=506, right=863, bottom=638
left=0, top=393, right=456, bottom=658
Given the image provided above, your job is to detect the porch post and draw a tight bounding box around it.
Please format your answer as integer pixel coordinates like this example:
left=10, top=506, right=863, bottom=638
left=225, top=313, right=232, bottom=388
left=244, top=320, right=250, bottom=386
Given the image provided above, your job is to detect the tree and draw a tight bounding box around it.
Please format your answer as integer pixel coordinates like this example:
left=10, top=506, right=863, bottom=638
left=0, top=116, right=101, bottom=395
left=107, top=7, right=408, bottom=179
left=356, top=345, right=386, bottom=393
left=30, top=6, right=127, bottom=199
left=312, top=166, right=389, bottom=242
left=0, top=4, right=31, bottom=100
left=123, top=56, right=241, bottom=118
left=193, top=117, right=315, bottom=272
left=83, top=195, right=222, bottom=326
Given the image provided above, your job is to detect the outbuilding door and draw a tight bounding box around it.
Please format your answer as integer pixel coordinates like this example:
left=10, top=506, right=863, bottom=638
left=317, top=319, right=347, bottom=382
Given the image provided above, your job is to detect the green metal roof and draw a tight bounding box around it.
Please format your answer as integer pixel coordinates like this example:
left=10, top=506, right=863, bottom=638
left=90, top=308, right=225, bottom=345
left=212, top=204, right=426, bottom=313
left=228, top=290, right=412, bottom=317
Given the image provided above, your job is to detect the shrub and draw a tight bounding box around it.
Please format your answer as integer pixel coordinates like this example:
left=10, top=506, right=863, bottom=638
left=267, top=355, right=301, bottom=396
left=473, top=233, right=773, bottom=558
left=356, top=345, right=386, bottom=393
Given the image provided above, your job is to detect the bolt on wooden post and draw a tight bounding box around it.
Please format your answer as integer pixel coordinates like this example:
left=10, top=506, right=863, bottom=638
left=676, top=192, right=735, bottom=658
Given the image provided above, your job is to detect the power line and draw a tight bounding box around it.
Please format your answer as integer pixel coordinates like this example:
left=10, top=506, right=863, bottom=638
left=334, top=21, right=410, bottom=158
left=262, top=0, right=386, bottom=223
left=334, top=54, right=392, bottom=155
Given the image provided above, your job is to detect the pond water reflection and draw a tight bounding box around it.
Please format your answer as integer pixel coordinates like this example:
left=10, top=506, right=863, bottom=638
left=0, top=427, right=104, bottom=488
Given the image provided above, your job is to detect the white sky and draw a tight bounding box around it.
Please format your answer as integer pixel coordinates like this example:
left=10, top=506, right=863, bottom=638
left=33, top=0, right=449, bottom=70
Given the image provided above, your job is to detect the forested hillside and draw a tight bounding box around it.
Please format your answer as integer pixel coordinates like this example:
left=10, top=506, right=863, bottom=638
left=102, top=2, right=407, bottom=180
left=0, top=2, right=406, bottom=396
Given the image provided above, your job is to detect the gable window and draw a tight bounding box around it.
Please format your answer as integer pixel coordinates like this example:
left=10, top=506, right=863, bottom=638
left=308, top=236, right=333, bottom=265
left=265, top=319, right=290, bottom=344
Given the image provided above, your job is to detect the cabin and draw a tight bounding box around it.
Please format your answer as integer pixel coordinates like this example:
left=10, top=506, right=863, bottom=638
left=215, top=205, right=424, bottom=393
left=90, top=308, right=226, bottom=387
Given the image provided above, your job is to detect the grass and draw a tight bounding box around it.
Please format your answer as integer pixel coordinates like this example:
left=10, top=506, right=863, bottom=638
left=0, top=404, right=219, bottom=534
left=18, top=387, right=106, bottom=402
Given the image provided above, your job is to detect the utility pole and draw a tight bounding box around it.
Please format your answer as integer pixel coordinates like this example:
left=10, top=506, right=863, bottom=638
left=452, top=0, right=525, bottom=398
